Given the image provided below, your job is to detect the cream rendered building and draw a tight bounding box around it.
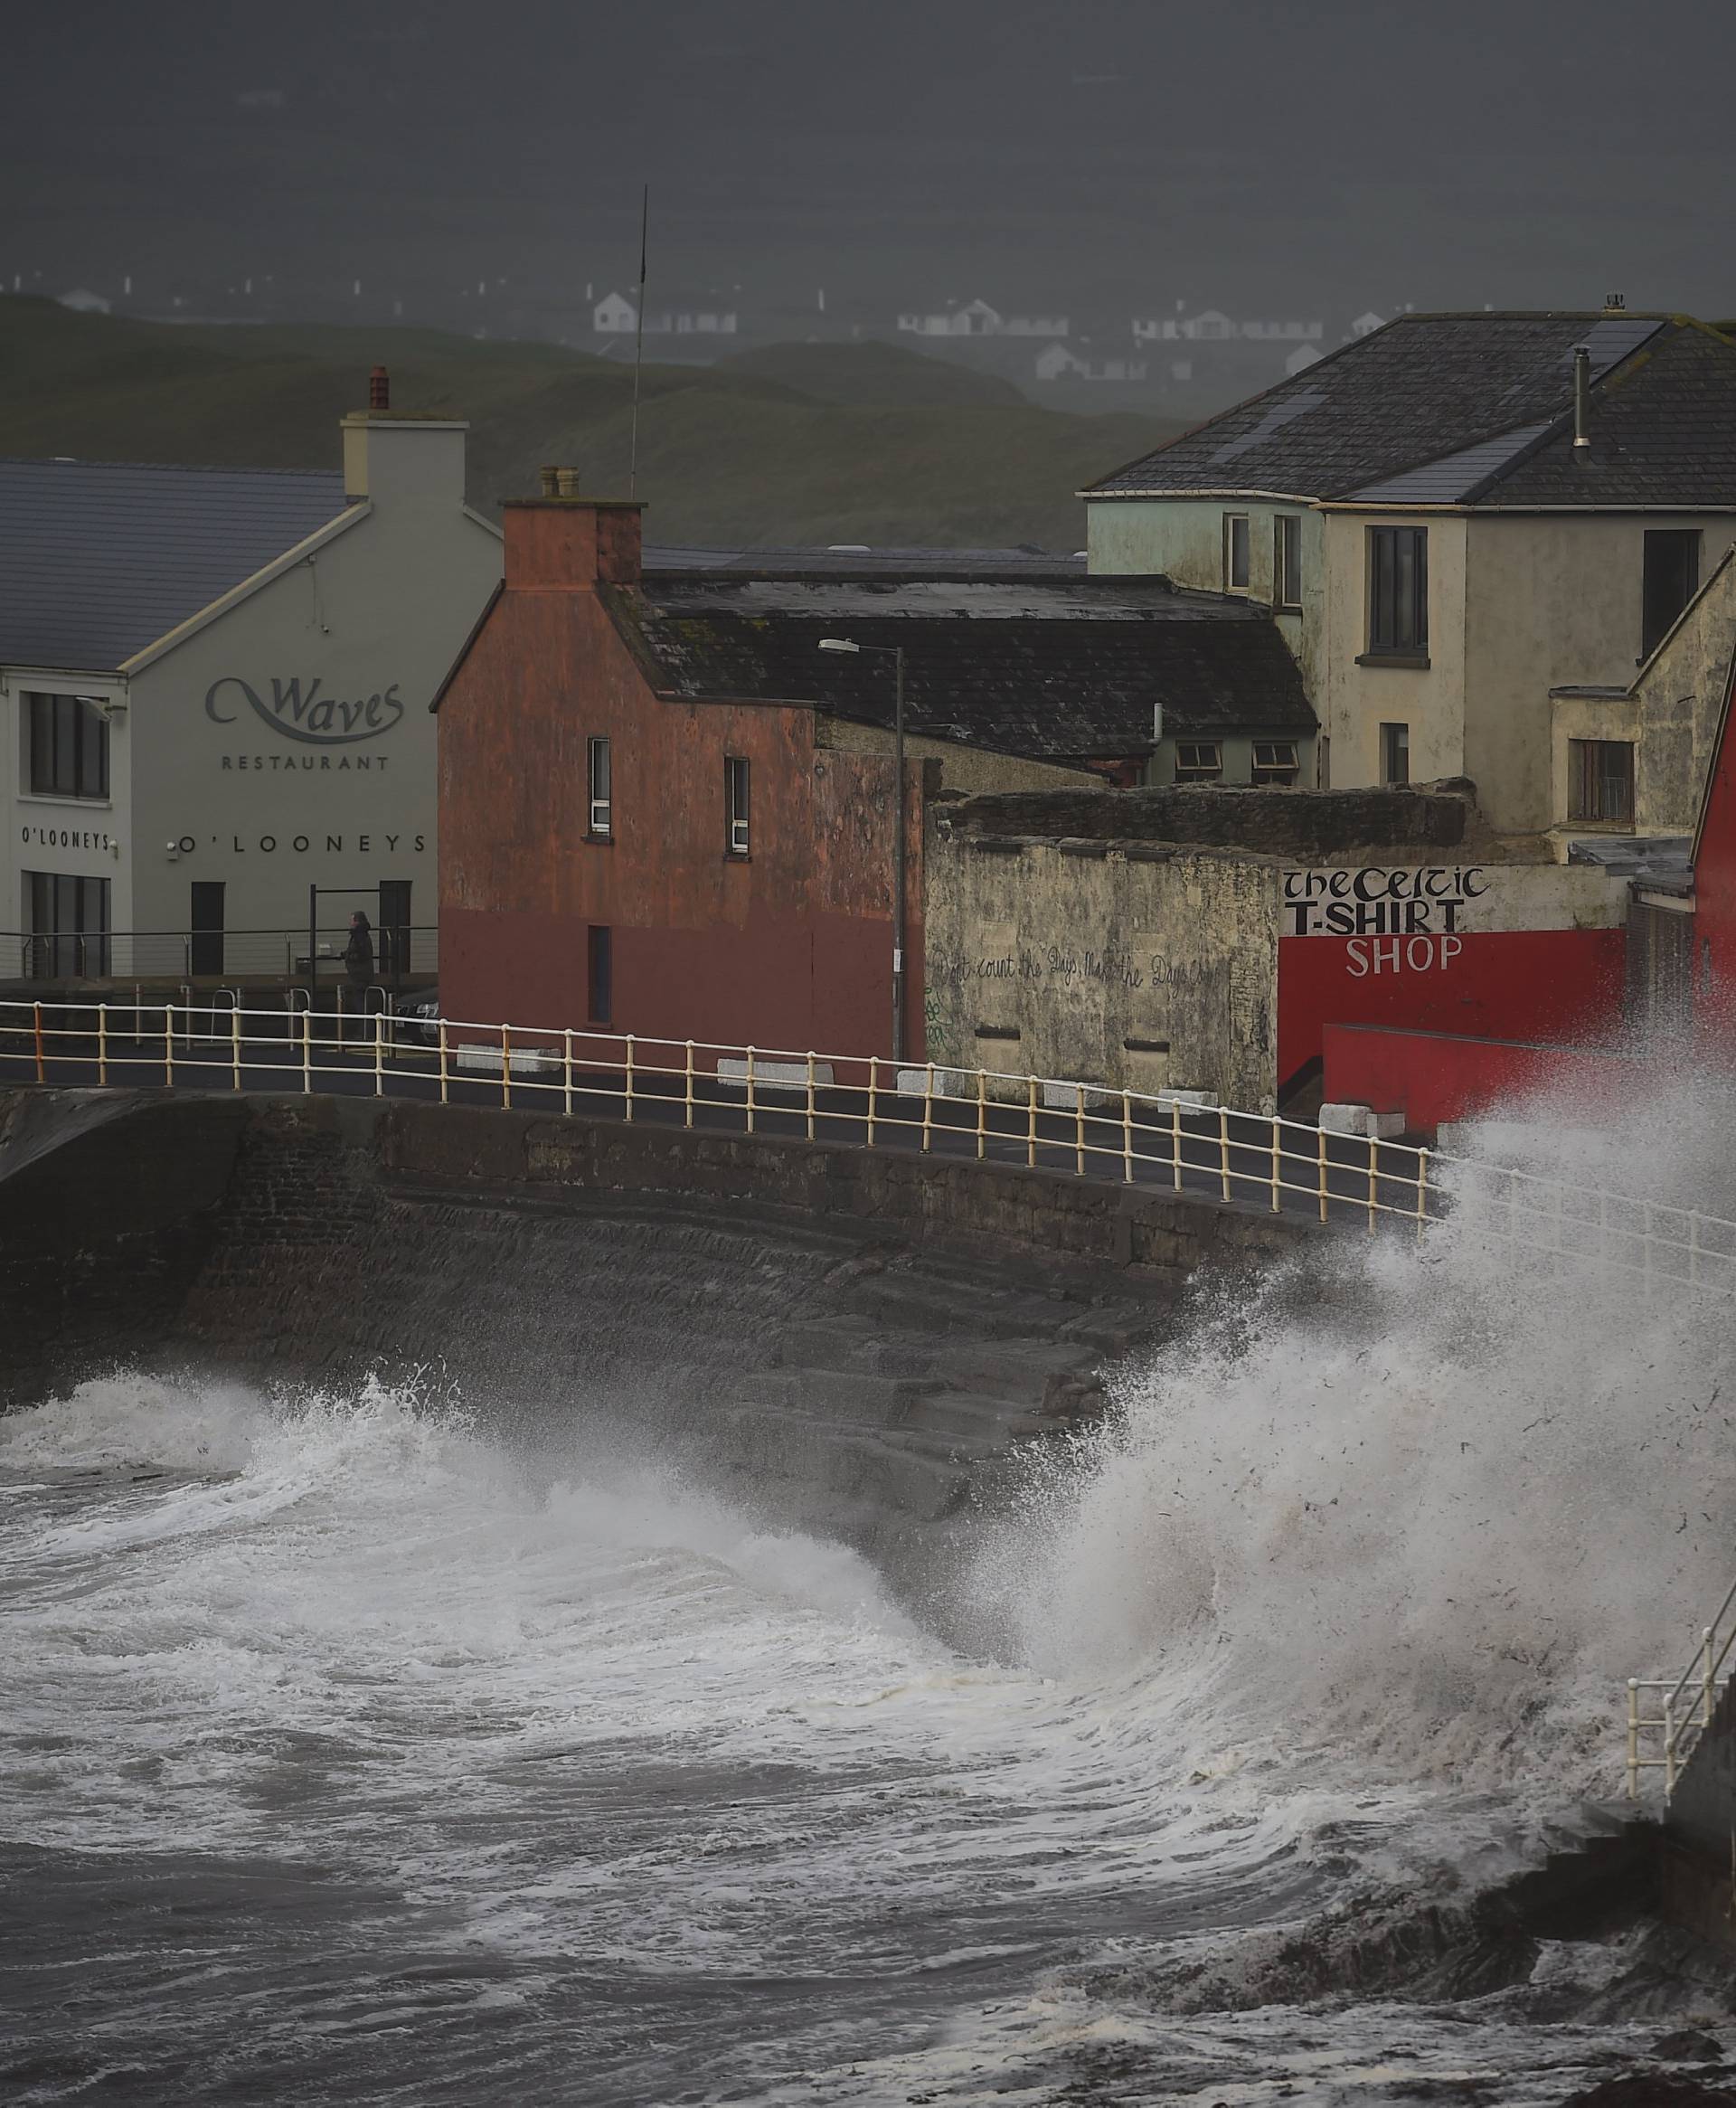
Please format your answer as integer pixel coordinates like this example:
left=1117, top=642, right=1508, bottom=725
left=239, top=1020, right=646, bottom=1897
left=0, top=398, right=502, bottom=981
left=1085, top=311, right=1736, bottom=846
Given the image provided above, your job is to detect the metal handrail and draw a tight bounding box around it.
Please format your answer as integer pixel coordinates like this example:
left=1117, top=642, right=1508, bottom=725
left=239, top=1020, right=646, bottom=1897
left=1628, top=1570, right=1736, bottom=1797
left=5, top=925, right=439, bottom=981
left=4, top=997, right=1732, bottom=1296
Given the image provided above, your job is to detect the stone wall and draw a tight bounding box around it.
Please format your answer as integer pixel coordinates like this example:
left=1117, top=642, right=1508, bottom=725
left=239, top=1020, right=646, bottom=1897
left=1, top=1090, right=1320, bottom=1584
left=942, top=783, right=1470, bottom=857
left=0, top=1090, right=247, bottom=1396
left=1635, top=553, right=1736, bottom=836
left=924, top=835, right=1283, bottom=1105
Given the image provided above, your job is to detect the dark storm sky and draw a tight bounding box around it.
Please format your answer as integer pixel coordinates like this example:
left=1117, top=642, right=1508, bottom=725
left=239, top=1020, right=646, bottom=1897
left=6, top=0, right=1735, bottom=323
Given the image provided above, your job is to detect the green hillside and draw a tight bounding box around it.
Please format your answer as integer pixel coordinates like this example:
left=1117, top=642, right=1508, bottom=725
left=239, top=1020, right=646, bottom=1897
left=0, top=298, right=1182, bottom=550
left=714, top=338, right=1027, bottom=409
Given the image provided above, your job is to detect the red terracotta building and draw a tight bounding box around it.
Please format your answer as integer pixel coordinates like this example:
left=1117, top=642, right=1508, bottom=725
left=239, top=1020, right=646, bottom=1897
left=433, top=485, right=1310, bottom=1061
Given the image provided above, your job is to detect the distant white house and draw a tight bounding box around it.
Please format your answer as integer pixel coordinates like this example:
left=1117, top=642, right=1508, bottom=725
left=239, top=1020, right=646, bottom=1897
left=1034, top=345, right=1147, bottom=383
left=1133, top=307, right=1236, bottom=343
left=591, top=290, right=738, bottom=336
left=896, top=299, right=1067, bottom=339
left=1284, top=344, right=1323, bottom=375
left=57, top=288, right=111, bottom=316
left=593, top=291, right=638, bottom=334
left=1133, top=309, right=1323, bottom=345
left=1351, top=310, right=1386, bottom=337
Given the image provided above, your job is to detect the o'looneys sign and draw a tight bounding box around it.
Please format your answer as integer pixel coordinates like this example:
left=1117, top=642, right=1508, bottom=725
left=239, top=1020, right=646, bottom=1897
left=205, top=676, right=405, bottom=746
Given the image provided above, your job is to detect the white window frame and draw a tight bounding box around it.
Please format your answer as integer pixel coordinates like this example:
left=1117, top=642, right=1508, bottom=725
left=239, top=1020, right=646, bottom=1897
left=1174, top=740, right=1223, bottom=783
left=726, top=755, right=750, bottom=856
left=587, top=734, right=612, bottom=837
left=1251, top=739, right=1300, bottom=785
left=1222, top=514, right=1250, bottom=592
left=1274, top=515, right=1303, bottom=611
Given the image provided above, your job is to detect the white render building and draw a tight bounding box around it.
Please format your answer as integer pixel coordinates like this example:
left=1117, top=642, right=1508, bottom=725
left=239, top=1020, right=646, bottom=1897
left=0, top=391, right=502, bottom=983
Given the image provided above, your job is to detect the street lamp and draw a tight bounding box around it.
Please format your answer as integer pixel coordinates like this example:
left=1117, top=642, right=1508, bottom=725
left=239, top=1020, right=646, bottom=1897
left=818, top=636, right=907, bottom=1063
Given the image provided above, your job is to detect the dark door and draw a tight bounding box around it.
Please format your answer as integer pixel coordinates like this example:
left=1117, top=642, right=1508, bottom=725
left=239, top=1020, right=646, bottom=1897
left=378, top=880, right=411, bottom=982
left=190, top=882, right=225, bottom=975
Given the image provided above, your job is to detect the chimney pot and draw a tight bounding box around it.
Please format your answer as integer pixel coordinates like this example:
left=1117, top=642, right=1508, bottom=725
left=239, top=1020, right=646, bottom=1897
left=556, top=466, right=582, bottom=498
left=539, top=464, right=561, bottom=496
left=369, top=364, right=390, bottom=411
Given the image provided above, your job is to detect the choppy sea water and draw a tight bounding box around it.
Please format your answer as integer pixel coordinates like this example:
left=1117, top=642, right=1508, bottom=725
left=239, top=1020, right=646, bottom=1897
left=5, top=1089, right=1736, bottom=2105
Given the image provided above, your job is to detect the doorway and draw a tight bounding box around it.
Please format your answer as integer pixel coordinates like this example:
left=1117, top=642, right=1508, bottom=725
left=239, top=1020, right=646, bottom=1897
left=189, top=882, right=225, bottom=975
left=378, top=880, right=411, bottom=982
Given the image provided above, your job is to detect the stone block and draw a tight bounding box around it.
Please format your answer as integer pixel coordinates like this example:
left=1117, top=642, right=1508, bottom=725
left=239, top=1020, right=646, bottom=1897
left=717, top=1056, right=836, bottom=1090
left=1320, top=1101, right=1405, bottom=1139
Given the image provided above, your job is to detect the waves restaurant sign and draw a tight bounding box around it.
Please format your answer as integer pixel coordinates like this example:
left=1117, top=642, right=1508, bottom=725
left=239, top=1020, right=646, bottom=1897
left=205, top=676, right=406, bottom=746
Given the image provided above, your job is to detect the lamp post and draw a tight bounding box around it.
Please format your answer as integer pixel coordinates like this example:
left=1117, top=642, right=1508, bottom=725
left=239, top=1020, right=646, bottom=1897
left=818, top=637, right=907, bottom=1063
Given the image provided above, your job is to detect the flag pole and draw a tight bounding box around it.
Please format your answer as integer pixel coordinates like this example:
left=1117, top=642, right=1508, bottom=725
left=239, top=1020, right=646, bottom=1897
left=629, top=184, right=648, bottom=499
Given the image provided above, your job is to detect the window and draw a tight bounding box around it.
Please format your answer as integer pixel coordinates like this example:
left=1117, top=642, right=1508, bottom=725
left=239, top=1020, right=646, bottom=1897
left=587, top=924, right=613, bottom=1024
left=587, top=735, right=612, bottom=837
left=1222, top=513, right=1250, bottom=591
left=1366, top=525, right=1429, bottom=657
left=1275, top=515, right=1303, bottom=610
left=725, top=755, right=750, bottom=855
left=1381, top=722, right=1410, bottom=786
left=27, top=692, right=109, bottom=799
left=1252, top=740, right=1300, bottom=785
left=1568, top=738, right=1635, bottom=824
left=1642, top=530, right=1701, bottom=659
left=25, top=870, right=110, bottom=978
left=1174, top=741, right=1223, bottom=783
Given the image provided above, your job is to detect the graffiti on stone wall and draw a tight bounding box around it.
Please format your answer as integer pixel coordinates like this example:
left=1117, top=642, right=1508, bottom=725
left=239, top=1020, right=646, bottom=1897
left=938, top=946, right=1217, bottom=993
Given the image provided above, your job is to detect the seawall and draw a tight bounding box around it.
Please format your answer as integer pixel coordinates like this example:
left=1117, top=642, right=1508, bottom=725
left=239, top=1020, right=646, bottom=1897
left=0, top=1088, right=1321, bottom=1574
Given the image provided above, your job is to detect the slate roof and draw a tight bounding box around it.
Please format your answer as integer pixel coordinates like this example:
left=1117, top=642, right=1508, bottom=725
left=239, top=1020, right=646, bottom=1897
left=606, top=573, right=1314, bottom=760
left=0, top=458, right=352, bottom=670
left=644, top=544, right=1086, bottom=576
left=1084, top=314, right=1736, bottom=509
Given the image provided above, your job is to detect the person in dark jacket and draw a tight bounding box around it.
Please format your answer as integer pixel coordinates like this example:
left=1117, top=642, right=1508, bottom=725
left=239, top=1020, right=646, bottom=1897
left=344, top=912, right=375, bottom=987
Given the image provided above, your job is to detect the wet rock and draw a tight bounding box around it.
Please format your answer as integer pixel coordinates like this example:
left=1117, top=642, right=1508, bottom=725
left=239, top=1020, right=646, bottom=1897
left=1554, top=2074, right=1736, bottom=2106
left=1653, top=2032, right=1725, bottom=2064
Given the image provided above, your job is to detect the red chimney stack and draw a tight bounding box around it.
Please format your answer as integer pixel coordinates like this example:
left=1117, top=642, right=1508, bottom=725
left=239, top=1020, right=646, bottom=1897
left=369, top=364, right=390, bottom=412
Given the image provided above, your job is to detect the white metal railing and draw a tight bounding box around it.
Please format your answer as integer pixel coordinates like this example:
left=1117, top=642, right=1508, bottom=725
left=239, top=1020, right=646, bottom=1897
left=1628, top=1574, right=1736, bottom=1798
left=3, top=997, right=1734, bottom=1288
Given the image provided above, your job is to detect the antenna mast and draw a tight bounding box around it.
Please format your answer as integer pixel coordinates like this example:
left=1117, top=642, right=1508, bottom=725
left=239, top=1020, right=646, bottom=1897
left=628, top=184, right=648, bottom=499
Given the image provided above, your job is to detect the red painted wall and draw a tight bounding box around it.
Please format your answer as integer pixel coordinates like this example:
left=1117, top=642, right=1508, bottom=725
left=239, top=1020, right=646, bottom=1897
left=1323, top=1022, right=1650, bottom=1132
left=1278, top=928, right=1626, bottom=1092
left=1693, top=689, right=1736, bottom=1056
left=437, top=500, right=920, bottom=1063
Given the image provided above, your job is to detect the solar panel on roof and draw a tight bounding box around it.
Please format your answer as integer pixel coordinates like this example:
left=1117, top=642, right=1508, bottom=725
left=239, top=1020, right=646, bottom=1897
left=1569, top=316, right=1665, bottom=381
left=1349, top=421, right=1557, bottom=504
